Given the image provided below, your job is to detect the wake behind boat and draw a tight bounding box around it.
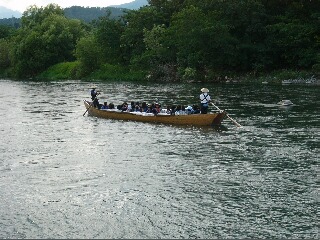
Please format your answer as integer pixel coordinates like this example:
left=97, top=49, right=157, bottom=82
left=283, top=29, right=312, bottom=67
left=83, top=100, right=226, bottom=127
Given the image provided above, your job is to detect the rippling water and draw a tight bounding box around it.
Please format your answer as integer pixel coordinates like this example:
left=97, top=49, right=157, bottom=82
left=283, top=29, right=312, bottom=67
left=0, top=79, right=318, bottom=239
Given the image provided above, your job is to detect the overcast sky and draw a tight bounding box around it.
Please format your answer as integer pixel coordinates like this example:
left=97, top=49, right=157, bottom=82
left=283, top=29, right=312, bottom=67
left=0, top=0, right=133, bottom=12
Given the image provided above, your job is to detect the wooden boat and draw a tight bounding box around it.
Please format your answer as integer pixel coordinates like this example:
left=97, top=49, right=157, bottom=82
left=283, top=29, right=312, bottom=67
left=84, top=100, right=226, bottom=126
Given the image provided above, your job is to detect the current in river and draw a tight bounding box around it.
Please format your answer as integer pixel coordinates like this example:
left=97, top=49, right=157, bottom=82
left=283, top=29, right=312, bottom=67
left=0, top=79, right=318, bottom=239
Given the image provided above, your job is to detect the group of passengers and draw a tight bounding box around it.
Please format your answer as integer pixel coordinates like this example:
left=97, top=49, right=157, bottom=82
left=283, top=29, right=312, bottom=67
left=90, top=86, right=211, bottom=115
left=99, top=100, right=201, bottom=115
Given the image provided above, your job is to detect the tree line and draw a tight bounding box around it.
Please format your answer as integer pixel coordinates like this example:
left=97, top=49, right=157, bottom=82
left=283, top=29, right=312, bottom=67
left=0, top=6, right=127, bottom=28
left=0, top=0, right=319, bottom=82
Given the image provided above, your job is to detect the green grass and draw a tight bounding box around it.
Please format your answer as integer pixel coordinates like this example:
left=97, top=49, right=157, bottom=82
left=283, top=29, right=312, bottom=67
left=36, top=62, right=147, bottom=82
left=37, top=61, right=81, bottom=80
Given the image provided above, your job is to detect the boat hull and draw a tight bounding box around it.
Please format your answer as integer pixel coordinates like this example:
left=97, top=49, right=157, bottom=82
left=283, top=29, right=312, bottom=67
left=84, top=100, right=226, bottom=126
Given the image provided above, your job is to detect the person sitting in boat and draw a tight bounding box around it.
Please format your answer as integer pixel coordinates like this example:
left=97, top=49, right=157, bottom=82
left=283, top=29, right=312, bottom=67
left=154, top=103, right=161, bottom=113
left=108, top=103, right=115, bottom=109
left=121, top=102, right=128, bottom=112
left=90, top=85, right=100, bottom=109
left=127, top=103, right=132, bottom=112
left=175, top=105, right=187, bottom=115
left=174, top=105, right=180, bottom=115
left=200, top=88, right=211, bottom=114
left=152, top=106, right=159, bottom=115
left=128, top=101, right=135, bottom=112
left=185, top=105, right=193, bottom=115
left=134, top=102, right=141, bottom=112
left=101, top=102, right=109, bottom=110
left=145, top=104, right=153, bottom=113
left=141, top=102, right=148, bottom=112
left=145, top=104, right=158, bottom=115
left=161, top=106, right=171, bottom=114
left=192, top=104, right=200, bottom=114
left=170, top=105, right=176, bottom=115
left=181, top=105, right=187, bottom=114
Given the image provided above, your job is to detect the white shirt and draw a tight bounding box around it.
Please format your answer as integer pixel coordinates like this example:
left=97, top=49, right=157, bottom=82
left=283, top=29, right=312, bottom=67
left=200, top=93, right=211, bottom=103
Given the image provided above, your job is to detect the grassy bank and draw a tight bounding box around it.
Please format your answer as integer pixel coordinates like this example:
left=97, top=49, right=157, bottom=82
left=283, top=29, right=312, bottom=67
left=36, top=61, right=80, bottom=80
left=1, top=61, right=318, bottom=84
left=36, top=62, right=147, bottom=82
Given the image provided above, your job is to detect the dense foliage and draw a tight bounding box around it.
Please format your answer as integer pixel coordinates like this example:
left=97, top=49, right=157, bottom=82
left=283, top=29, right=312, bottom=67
left=0, top=0, right=319, bottom=81
left=0, top=17, right=21, bottom=28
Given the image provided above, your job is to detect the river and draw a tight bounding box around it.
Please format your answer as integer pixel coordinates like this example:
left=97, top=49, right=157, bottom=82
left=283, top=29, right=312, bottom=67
left=0, top=79, right=318, bottom=239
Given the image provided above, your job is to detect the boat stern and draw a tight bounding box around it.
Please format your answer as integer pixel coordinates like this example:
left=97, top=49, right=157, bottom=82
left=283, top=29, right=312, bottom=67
left=211, top=111, right=227, bottom=126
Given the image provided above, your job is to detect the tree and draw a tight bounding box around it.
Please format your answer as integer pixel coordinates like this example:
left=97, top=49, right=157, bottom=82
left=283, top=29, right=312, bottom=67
left=120, top=7, right=164, bottom=65
left=143, top=24, right=169, bottom=62
left=0, top=39, right=10, bottom=69
left=169, top=6, right=207, bottom=69
left=10, top=4, right=85, bottom=77
left=0, top=25, right=15, bottom=39
left=148, top=0, right=186, bottom=21
left=206, top=0, right=268, bottom=71
left=75, top=34, right=103, bottom=75
left=95, top=13, right=125, bottom=64
left=264, top=0, right=320, bottom=69
left=168, top=5, right=236, bottom=74
left=141, top=24, right=178, bottom=81
left=266, top=19, right=319, bottom=69
left=0, top=25, right=14, bottom=70
left=21, top=4, right=64, bottom=28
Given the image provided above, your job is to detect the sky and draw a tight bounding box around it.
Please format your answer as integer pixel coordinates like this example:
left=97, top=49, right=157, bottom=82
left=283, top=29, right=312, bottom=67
left=0, top=0, right=134, bottom=12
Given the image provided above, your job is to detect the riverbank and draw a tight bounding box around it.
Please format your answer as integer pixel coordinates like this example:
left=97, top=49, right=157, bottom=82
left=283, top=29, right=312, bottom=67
left=1, top=62, right=319, bottom=85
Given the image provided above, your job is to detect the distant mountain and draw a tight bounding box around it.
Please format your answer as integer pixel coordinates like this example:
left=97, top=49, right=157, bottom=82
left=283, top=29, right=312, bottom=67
left=110, top=0, right=149, bottom=10
left=0, top=6, right=22, bottom=19
left=0, top=0, right=149, bottom=26
left=0, top=6, right=126, bottom=27
left=0, top=0, right=148, bottom=20
left=64, top=6, right=127, bottom=22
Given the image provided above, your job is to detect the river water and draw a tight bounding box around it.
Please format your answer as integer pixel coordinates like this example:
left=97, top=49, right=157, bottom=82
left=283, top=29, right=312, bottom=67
left=0, top=79, right=318, bottom=239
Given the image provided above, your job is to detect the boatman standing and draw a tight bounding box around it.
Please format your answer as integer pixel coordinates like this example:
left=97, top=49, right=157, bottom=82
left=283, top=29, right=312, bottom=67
left=90, top=85, right=100, bottom=108
left=199, top=88, right=211, bottom=114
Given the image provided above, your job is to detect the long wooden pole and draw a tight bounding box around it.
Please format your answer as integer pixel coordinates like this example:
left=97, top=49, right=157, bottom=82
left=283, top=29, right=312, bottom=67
left=211, top=103, right=242, bottom=127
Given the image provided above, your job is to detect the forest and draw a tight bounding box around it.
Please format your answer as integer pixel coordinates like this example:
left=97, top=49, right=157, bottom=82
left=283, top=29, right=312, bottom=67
left=0, top=0, right=319, bottom=83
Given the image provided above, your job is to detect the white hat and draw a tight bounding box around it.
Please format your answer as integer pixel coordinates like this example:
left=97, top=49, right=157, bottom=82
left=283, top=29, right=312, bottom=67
left=91, top=85, right=97, bottom=89
left=201, top=88, right=209, bottom=93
